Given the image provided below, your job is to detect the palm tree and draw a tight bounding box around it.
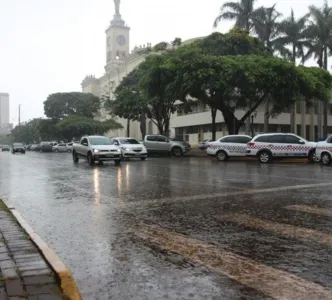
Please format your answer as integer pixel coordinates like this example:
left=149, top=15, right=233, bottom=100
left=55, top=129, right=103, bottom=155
left=213, top=0, right=256, bottom=32
left=273, top=9, right=309, bottom=133
left=303, top=1, right=332, bottom=138
left=252, top=4, right=283, bottom=55
left=273, top=9, right=309, bottom=62
left=251, top=4, right=282, bottom=132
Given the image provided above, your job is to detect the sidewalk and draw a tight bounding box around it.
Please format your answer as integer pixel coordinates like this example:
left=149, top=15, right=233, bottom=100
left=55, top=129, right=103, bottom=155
left=0, top=201, right=65, bottom=300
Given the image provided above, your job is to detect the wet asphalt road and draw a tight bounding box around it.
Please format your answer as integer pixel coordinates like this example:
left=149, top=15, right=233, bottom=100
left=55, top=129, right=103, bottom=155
left=1, top=151, right=332, bottom=299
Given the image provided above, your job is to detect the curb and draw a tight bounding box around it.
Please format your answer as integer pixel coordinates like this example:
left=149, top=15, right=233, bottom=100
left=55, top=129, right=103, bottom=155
left=1, top=199, right=82, bottom=300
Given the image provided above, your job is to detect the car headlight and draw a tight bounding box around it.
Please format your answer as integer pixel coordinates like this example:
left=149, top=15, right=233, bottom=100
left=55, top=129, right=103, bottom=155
left=93, top=149, right=99, bottom=153
left=117, top=149, right=121, bottom=152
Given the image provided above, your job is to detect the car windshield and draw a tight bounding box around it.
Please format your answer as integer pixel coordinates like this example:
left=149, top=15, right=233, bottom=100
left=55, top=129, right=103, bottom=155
left=41, top=142, right=50, bottom=145
left=119, top=139, right=140, bottom=145
left=3, top=145, right=9, bottom=148
left=89, top=137, right=111, bottom=145
left=13, top=143, right=23, bottom=147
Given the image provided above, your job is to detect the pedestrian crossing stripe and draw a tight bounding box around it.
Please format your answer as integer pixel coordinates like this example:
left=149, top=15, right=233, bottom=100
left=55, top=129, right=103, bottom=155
left=136, top=224, right=332, bottom=300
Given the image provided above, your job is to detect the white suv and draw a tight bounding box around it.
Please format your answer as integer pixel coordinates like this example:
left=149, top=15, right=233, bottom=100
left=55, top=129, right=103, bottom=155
left=316, top=136, right=332, bottom=165
left=246, top=133, right=318, bottom=163
left=206, top=135, right=252, bottom=161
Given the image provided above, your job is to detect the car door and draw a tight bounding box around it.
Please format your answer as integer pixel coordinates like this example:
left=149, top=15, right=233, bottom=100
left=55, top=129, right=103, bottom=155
left=232, top=136, right=252, bottom=156
left=283, top=134, right=307, bottom=158
left=268, top=135, right=286, bottom=157
left=80, top=138, right=89, bottom=156
left=156, top=135, right=171, bottom=152
left=145, top=136, right=158, bottom=151
left=59, top=143, right=66, bottom=152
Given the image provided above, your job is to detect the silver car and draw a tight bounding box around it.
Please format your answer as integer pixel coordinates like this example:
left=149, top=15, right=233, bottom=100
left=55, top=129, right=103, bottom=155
left=111, top=137, right=148, bottom=160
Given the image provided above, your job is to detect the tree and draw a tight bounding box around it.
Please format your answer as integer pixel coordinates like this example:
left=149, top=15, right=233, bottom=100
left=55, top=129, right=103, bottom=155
left=138, top=54, right=179, bottom=135
left=274, top=9, right=309, bottom=63
left=252, top=4, right=283, bottom=55
left=171, top=51, right=327, bottom=135
left=273, top=9, right=309, bottom=133
left=55, top=116, right=122, bottom=141
left=44, top=92, right=101, bottom=120
left=303, top=1, right=332, bottom=137
left=214, top=0, right=257, bottom=32
left=105, top=69, right=148, bottom=139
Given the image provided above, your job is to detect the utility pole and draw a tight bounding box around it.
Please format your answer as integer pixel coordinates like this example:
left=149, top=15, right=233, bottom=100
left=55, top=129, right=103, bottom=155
left=18, top=104, right=22, bottom=126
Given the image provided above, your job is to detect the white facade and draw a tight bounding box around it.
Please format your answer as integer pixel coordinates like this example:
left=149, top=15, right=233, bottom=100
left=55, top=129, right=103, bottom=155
left=0, top=93, right=10, bottom=126
left=82, top=1, right=332, bottom=144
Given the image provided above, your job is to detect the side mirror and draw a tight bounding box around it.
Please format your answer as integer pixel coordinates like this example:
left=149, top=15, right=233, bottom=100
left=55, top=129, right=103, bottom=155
left=299, top=140, right=305, bottom=144
left=82, top=142, right=88, bottom=146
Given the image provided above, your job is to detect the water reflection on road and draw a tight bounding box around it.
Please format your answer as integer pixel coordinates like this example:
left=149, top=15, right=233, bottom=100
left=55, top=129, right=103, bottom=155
left=1, top=152, right=332, bottom=299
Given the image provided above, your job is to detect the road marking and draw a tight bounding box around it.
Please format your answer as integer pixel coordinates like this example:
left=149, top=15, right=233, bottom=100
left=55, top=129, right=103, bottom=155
left=133, top=182, right=332, bottom=207
left=286, top=205, right=332, bottom=218
left=136, top=224, right=332, bottom=300
left=218, top=213, right=332, bottom=247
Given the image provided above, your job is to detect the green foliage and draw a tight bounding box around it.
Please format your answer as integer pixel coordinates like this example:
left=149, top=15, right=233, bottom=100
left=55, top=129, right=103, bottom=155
left=0, top=134, right=13, bottom=145
left=55, top=116, right=122, bottom=141
left=44, top=92, right=101, bottom=120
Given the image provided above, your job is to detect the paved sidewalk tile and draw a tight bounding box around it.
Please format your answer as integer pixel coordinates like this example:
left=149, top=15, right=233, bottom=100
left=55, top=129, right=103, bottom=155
left=0, top=202, right=65, bottom=299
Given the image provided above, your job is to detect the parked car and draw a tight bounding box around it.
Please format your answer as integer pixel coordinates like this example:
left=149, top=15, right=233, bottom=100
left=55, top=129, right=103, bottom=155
left=52, top=143, right=67, bottom=152
left=1, top=145, right=10, bottom=151
left=143, top=135, right=188, bottom=157
left=246, top=133, right=318, bottom=163
left=66, top=142, right=73, bottom=152
left=26, top=144, right=32, bottom=151
left=72, top=135, right=122, bottom=166
left=198, top=139, right=214, bottom=150
left=315, top=135, right=332, bottom=165
left=111, top=137, right=148, bottom=160
left=11, top=143, right=26, bottom=154
left=169, top=138, right=191, bottom=152
left=206, top=135, right=252, bottom=161
left=30, top=144, right=40, bottom=151
left=39, top=142, right=53, bottom=152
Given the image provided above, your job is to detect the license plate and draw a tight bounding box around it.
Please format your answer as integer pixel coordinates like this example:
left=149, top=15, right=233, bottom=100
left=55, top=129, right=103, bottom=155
left=106, top=154, right=113, bottom=157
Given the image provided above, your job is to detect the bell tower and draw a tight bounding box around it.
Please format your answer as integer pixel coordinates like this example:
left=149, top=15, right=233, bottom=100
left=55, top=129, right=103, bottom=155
left=105, top=0, right=130, bottom=73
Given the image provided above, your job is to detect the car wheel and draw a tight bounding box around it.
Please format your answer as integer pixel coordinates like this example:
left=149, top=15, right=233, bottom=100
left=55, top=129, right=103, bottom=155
left=72, top=151, right=79, bottom=163
left=22, top=151, right=26, bottom=154
left=216, top=150, right=228, bottom=162
left=87, top=152, right=94, bottom=166
left=258, top=151, right=271, bottom=163
left=115, top=160, right=121, bottom=166
left=308, top=151, right=319, bottom=163
left=172, top=147, right=183, bottom=157
left=55, top=149, right=59, bottom=152
left=141, top=157, right=146, bottom=161
left=321, top=152, right=331, bottom=166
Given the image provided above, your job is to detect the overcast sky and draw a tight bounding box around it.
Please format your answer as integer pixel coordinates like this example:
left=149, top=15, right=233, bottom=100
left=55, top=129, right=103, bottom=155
left=0, top=0, right=330, bottom=124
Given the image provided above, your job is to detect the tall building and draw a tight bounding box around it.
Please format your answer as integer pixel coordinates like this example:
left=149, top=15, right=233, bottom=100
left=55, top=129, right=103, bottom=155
left=82, top=1, right=332, bottom=143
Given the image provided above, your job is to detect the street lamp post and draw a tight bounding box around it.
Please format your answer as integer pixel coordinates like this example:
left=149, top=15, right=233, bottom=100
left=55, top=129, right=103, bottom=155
left=18, top=104, right=22, bottom=126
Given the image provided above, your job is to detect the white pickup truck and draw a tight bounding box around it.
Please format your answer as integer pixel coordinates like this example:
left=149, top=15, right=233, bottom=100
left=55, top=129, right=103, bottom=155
left=72, top=135, right=122, bottom=166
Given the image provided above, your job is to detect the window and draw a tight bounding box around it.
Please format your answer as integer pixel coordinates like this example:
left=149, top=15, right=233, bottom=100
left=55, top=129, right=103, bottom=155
left=89, top=137, right=111, bottom=145
left=255, top=136, right=272, bottom=143
left=326, top=136, right=332, bottom=144
left=269, top=135, right=286, bottom=143
left=237, top=136, right=252, bottom=144
left=81, top=138, right=88, bottom=145
left=110, top=139, right=120, bottom=146
left=146, top=136, right=157, bottom=141
left=119, top=138, right=140, bottom=144
left=157, top=136, right=168, bottom=142
left=283, top=135, right=303, bottom=144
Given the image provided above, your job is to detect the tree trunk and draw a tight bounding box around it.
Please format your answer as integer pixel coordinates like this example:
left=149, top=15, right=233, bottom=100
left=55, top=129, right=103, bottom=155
left=323, top=46, right=328, bottom=138
left=140, top=114, right=146, bottom=139
left=126, top=119, right=130, bottom=137
left=221, top=109, right=241, bottom=135
left=290, top=45, right=296, bottom=134
left=211, top=107, right=217, bottom=140
left=264, top=99, right=269, bottom=133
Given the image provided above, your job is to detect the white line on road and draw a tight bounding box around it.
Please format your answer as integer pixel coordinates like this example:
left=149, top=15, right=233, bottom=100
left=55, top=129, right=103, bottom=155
left=218, top=213, right=332, bottom=247
left=136, top=224, right=332, bottom=300
left=286, top=205, right=332, bottom=218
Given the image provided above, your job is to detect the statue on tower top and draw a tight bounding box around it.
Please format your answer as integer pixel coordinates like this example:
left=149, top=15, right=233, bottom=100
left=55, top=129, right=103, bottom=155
left=114, top=0, right=120, bottom=14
